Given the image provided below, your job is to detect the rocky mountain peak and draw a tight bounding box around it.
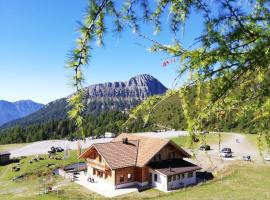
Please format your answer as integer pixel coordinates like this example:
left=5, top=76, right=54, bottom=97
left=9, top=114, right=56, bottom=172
left=127, top=74, right=156, bottom=86
left=86, top=74, right=167, bottom=99
left=0, top=74, right=167, bottom=129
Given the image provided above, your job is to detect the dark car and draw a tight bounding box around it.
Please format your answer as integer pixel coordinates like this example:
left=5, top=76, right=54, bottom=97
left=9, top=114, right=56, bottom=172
left=55, top=147, right=64, bottom=152
left=199, top=144, right=211, bottom=151
left=48, top=147, right=56, bottom=154
left=201, top=130, right=209, bottom=135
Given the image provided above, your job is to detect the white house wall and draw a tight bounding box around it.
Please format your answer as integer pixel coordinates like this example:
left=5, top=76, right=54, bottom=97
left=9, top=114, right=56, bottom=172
left=150, top=170, right=197, bottom=191
left=168, top=171, right=196, bottom=190
left=150, top=169, right=168, bottom=191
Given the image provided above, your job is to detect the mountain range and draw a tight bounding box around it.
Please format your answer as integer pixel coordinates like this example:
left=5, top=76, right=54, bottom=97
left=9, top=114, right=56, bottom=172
left=0, top=74, right=167, bottom=129
left=0, top=100, right=44, bottom=126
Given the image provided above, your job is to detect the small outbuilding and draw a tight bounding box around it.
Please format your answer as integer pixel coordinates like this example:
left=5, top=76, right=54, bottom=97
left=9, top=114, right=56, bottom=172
left=0, top=151, right=11, bottom=165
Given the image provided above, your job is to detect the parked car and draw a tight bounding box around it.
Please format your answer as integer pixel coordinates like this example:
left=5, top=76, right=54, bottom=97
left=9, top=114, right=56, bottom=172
left=201, top=130, right=209, bottom=135
left=264, top=155, right=270, bottom=162
left=199, top=144, right=211, bottom=151
left=55, top=147, right=64, bottom=152
left=220, top=148, right=232, bottom=157
left=48, top=147, right=56, bottom=154
left=243, top=155, right=252, bottom=161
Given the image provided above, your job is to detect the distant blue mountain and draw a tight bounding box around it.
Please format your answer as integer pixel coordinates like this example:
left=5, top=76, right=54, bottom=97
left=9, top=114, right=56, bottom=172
left=0, top=100, right=44, bottom=126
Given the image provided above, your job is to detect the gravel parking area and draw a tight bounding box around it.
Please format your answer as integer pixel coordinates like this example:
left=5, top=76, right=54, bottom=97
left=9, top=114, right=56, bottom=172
left=9, top=138, right=112, bottom=157
left=8, top=131, right=189, bottom=157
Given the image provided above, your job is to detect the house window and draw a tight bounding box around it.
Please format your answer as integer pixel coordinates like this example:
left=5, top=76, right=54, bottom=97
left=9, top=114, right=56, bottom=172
left=180, top=173, right=184, bottom=179
left=154, top=154, right=162, bottom=161
left=168, top=176, right=172, bottom=182
left=187, top=172, right=193, bottom=178
left=97, top=171, right=103, bottom=178
left=172, top=175, right=176, bottom=181
left=127, top=173, right=133, bottom=181
left=176, top=174, right=180, bottom=180
left=154, top=174, right=158, bottom=182
left=98, top=155, right=102, bottom=162
left=168, top=152, right=171, bottom=159
left=120, top=175, right=124, bottom=183
left=172, top=152, right=176, bottom=158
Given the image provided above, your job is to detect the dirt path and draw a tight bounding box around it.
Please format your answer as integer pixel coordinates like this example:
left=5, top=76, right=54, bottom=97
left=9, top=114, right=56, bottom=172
left=220, top=133, right=260, bottom=160
left=190, top=133, right=262, bottom=172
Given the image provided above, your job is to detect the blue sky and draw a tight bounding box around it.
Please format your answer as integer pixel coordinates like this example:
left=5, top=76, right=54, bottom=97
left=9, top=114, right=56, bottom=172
left=0, top=0, right=204, bottom=104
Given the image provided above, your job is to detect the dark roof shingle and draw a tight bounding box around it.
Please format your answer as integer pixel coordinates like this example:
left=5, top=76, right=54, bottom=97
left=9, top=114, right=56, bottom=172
left=0, top=151, right=10, bottom=156
left=148, top=159, right=201, bottom=176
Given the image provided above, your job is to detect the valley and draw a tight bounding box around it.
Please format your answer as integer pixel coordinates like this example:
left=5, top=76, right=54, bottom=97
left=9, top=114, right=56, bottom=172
left=0, top=131, right=269, bottom=200
left=1, top=1, right=270, bottom=199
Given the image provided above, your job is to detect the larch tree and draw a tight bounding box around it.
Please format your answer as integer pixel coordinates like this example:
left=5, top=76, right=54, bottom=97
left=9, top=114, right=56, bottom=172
left=66, top=0, right=270, bottom=151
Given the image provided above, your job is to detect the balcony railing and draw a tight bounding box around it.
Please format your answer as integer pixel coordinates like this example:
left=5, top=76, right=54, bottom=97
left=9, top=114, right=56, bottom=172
left=87, top=159, right=110, bottom=171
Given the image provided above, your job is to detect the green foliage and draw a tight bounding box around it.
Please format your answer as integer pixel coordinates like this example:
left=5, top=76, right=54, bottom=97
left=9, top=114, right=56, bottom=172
left=65, top=0, right=270, bottom=148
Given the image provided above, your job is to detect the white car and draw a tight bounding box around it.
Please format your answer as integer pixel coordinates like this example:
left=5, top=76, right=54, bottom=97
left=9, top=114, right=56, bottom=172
left=264, top=155, right=270, bottom=162
left=220, top=148, right=232, bottom=158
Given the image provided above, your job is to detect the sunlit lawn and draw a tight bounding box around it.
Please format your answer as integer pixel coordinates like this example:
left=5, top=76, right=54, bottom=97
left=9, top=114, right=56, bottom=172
left=1, top=136, right=269, bottom=200
left=171, top=132, right=230, bottom=149
left=118, top=164, right=270, bottom=200
left=0, top=150, right=88, bottom=200
left=244, top=133, right=269, bottom=153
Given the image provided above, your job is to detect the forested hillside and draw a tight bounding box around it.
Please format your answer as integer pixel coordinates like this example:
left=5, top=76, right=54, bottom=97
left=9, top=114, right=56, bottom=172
left=1, top=74, right=167, bottom=129
left=0, top=110, right=151, bottom=144
left=0, top=90, right=265, bottom=144
left=144, top=93, right=258, bottom=134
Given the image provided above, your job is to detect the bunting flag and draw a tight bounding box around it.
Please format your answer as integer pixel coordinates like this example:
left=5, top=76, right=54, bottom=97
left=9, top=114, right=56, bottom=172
left=162, top=57, right=177, bottom=67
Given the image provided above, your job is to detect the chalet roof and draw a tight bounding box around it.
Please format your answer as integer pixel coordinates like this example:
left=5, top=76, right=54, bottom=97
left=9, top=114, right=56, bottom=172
left=94, top=140, right=138, bottom=169
left=148, top=159, right=201, bottom=176
left=80, top=133, right=191, bottom=169
left=0, top=151, right=10, bottom=156
left=112, top=133, right=190, bottom=167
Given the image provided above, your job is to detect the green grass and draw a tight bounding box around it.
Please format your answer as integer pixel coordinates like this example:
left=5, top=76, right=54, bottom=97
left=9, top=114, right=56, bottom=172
left=1, top=137, right=269, bottom=200
left=1, top=153, right=269, bottom=200
left=244, top=133, right=269, bottom=152
left=117, top=164, right=270, bottom=200
left=0, top=143, right=29, bottom=151
left=0, top=150, right=88, bottom=200
left=171, top=133, right=230, bottom=149
left=1, top=150, right=80, bottom=180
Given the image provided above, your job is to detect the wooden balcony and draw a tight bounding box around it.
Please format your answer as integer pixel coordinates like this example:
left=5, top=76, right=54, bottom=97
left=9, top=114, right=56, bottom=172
left=87, top=159, right=110, bottom=171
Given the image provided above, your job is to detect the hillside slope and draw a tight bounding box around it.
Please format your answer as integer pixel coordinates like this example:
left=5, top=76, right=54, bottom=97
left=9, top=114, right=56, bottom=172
left=1, top=74, right=167, bottom=129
